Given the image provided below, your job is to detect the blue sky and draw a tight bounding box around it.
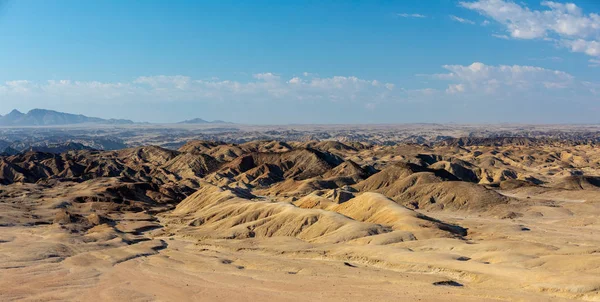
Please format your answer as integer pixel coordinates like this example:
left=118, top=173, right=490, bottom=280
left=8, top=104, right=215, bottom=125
left=0, top=0, right=599, bottom=124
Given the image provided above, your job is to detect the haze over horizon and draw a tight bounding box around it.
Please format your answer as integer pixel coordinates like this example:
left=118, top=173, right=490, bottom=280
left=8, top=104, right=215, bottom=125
left=1, top=0, right=599, bottom=124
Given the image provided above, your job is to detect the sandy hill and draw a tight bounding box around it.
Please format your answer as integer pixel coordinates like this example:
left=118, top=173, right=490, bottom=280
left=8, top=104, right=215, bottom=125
left=165, top=183, right=465, bottom=244
left=3, top=139, right=600, bottom=301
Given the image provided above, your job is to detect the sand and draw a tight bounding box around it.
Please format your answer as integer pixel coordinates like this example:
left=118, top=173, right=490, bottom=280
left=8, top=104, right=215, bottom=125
left=1, top=139, right=600, bottom=301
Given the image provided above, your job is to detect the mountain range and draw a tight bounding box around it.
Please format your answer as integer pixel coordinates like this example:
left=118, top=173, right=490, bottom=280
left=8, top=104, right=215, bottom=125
left=177, top=118, right=233, bottom=124
left=0, top=109, right=134, bottom=126
left=0, top=109, right=233, bottom=126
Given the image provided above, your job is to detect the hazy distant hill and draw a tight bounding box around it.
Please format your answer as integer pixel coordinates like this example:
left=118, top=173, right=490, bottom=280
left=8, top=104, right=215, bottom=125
left=0, top=109, right=134, bottom=126
left=177, top=118, right=233, bottom=124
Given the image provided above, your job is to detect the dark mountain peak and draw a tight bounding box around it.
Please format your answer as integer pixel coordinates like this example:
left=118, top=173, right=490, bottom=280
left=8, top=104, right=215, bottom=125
left=29, top=108, right=51, bottom=113
left=7, top=109, right=24, bottom=116
left=2, top=109, right=26, bottom=123
left=28, top=108, right=67, bottom=115
left=178, top=118, right=233, bottom=124
left=179, top=118, right=209, bottom=124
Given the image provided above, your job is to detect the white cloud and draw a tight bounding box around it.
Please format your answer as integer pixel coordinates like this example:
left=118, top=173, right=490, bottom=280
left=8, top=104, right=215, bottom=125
left=446, top=84, right=466, bottom=94
left=529, top=56, right=564, bottom=62
left=0, top=74, right=399, bottom=106
left=460, top=0, right=600, bottom=58
left=482, top=20, right=491, bottom=26
left=450, top=15, right=476, bottom=24
left=135, top=75, right=190, bottom=89
left=253, top=72, right=280, bottom=82
left=434, top=62, right=574, bottom=94
left=288, top=77, right=302, bottom=84
left=4, top=80, right=32, bottom=93
left=590, top=58, right=600, bottom=67
left=492, top=33, right=511, bottom=39
left=564, top=39, right=600, bottom=56
left=543, top=81, right=570, bottom=89
left=397, top=13, right=426, bottom=18
left=417, top=88, right=438, bottom=95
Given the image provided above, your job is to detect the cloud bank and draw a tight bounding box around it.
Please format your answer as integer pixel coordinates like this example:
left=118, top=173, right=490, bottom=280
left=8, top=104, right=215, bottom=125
left=0, top=63, right=596, bottom=123
left=0, top=74, right=398, bottom=105
left=460, top=0, right=600, bottom=58
left=434, top=62, right=575, bottom=94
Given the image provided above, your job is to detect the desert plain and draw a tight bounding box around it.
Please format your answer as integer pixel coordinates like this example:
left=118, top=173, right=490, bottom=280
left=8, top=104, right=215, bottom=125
left=1, top=125, right=600, bottom=301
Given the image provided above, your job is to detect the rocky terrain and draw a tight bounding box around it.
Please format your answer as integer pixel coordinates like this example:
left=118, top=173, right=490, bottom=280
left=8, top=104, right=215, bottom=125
left=3, top=122, right=600, bottom=155
left=0, top=136, right=599, bottom=301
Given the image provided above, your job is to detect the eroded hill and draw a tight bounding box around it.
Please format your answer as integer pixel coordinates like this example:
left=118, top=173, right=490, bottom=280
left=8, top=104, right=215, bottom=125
left=1, top=139, right=600, bottom=301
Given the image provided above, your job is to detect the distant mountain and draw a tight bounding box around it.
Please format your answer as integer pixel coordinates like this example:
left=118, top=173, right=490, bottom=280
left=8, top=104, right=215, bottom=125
left=0, top=109, right=134, bottom=126
left=177, top=118, right=233, bottom=124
